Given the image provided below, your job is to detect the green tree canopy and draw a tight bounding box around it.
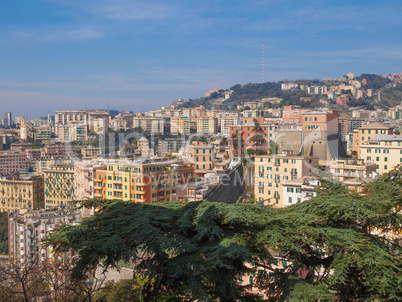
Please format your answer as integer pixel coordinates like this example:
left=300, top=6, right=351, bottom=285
left=49, top=167, right=402, bottom=301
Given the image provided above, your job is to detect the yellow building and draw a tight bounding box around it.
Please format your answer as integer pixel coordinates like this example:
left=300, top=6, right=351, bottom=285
left=319, top=158, right=376, bottom=182
left=81, top=146, right=102, bottom=158
left=44, top=165, right=75, bottom=209
left=0, top=175, right=44, bottom=212
left=353, top=123, right=393, bottom=157
left=360, top=135, right=402, bottom=174
left=196, top=117, right=218, bottom=134
left=170, top=117, right=197, bottom=135
left=94, top=158, right=194, bottom=203
left=254, top=154, right=319, bottom=207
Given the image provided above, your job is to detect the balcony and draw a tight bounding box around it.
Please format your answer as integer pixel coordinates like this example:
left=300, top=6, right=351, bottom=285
left=135, top=190, right=146, bottom=194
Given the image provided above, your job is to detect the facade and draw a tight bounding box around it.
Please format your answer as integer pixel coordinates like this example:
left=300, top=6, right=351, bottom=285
left=0, top=175, right=44, bottom=212
left=185, top=141, right=215, bottom=175
left=8, top=208, right=81, bottom=267
left=132, top=117, right=167, bottom=134
left=94, top=158, right=194, bottom=203
left=58, top=123, right=88, bottom=142
left=229, top=118, right=273, bottom=155
left=282, top=176, right=321, bottom=207
left=254, top=154, right=319, bottom=207
left=34, top=157, right=73, bottom=174
left=319, top=159, right=376, bottom=182
left=219, top=115, right=240, bottom=137
left=170, top=117, right=197, bottom=135
left=0, top=152, right=30, bottom=176
left=93, top=117, right=109, bottom=135
left=282, top=106, right=307, bottom=124
left=354, top=123, right=393, bottom=157
left=301, top=110, right=343, bottom=160
left=88, top=111, right=110, bottom=132
left=196, top=116, right=218, bottom=134
left=44, top=165, right=75, bottom=209
left=81, top=147, right=102, bottom=158
left=73, top=160, right=106, bottom=201
left=55, top=110, right=88, bottom=127
left=360, top=135, right=402, bottom=174
left=157, top=138, right=184, bottom=155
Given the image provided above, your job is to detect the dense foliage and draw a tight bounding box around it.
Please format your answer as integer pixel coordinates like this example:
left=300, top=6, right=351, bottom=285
left=49, top=167, right=402, bottom=301
left=0, top=213, right=8, bottom=254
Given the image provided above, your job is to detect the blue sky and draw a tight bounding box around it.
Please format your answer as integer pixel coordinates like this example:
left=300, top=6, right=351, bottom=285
left=0, top=0, right=401, bottom=118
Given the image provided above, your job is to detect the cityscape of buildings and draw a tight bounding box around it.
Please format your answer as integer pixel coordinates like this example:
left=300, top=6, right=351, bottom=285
left=2, top=72, right=402, bottom=298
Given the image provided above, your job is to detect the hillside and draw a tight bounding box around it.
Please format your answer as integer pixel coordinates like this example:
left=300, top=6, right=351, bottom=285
left=381, top=83, right=402, bottom=107
left=176, top=73, right=400, bottom=111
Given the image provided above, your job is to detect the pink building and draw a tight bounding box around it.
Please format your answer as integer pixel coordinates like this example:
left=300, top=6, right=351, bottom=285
left=336, top=94, right=350, bottom=106
left=0, top=152, right=30, bottom=175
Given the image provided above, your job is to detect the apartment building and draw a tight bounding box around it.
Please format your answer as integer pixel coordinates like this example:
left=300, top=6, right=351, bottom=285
left=132, top=117, right=167, bottom=134
left=282, top=176, right=320, bottom=207
left=254, top=154, right=319, bottom=207
left=88, top=111, right=110, bottom=132
left=93, top=117, right=109, bottom=135
left=81, top=146, right=102, bottom=158
left=353, top=123, right=393, bottom=157
left=57, top=123, right=88, bottom=142
left=74, top=160, right=106, bottom=201
left=94, top=158, right=194, bottom=203
left=44, top=165, right=75, bottom=209
left=319, top=158, right=376, bottom=182
left=196, top=116, right=218, bottom=134
left=282, top=106, right=307, bottom=124
left=170, top=117, right=197, bottom=135
left=157, top=138, right=184, bottom=155
left=34, top=157, right=73, bottom=174
left=185, top=141, right=215, bottom=176
left=229, top=118, right=273, bottom=155
left=0, top=152, right=30, bottom=176
left=0, top=175, right=44, bottom=212
left=360, top=135, right=402, bottom=174
left=301, top=110, right=344, bottom=160
left=8, top=208, right=81, bottom=267
left=55, top=110, right=88, bottom=127
left=219, top=114, right=239, bottom=137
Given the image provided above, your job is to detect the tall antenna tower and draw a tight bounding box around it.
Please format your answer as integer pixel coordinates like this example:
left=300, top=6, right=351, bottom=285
left=262, top=43, right=265, bottom=83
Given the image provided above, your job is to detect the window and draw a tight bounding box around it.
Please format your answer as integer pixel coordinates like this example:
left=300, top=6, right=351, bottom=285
left=384, top=165, right=388, bottom=170
left=376, top=157, right=379, bottom=161
left=385, top=157, right=388, bottom=162
left=367, top=149, right=371, bottom=153
left=288, top=197, right=292, bottom=204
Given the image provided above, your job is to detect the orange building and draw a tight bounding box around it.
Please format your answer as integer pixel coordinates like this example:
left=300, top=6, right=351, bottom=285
left=186, top=141, right=215, bottom=176
left=282, top=106, right=307, bottom=123
left=94, top=158, right=194, bottom=203
left=352, top=122, right=393, bottom=157
left=229, top=118, right=273, bottom=156
left=302, top=110, right=339, bottom=132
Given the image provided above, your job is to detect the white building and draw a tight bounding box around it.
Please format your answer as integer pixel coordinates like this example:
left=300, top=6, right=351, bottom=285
left=282, top=176, right=321, bottom=207
left=8, top=208, right=81, bottom=267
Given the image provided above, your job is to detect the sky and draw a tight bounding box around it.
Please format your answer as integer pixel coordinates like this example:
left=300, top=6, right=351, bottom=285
left=0, top=0, right=401, bottom=118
